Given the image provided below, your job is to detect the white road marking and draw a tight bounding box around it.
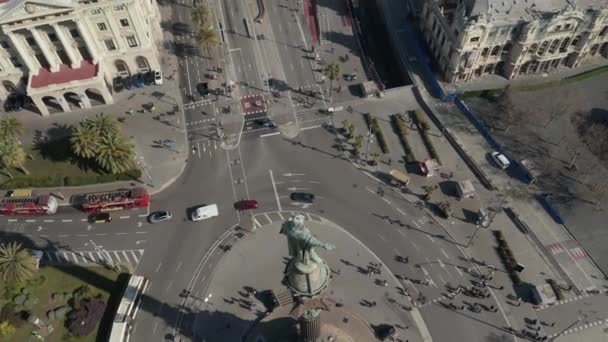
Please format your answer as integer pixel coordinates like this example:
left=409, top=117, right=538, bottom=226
left=26, top=219, right=35, bottom=222
left=382, top=197, right=391, bottom=204
left=155, top=262, right=162, bottom=273
left=261, top=132, right=281, bottom=138
left=62, top=219, right=72, bottom=222
left=426, top=234, right=435, bottom=242
left=413, top=221, right=421, bottom=229
left=135, top=231, right=148, bottom=234
left=396, top=208, right=406, bottom=216
left=8, top=219, right=17, bottom=222
left=278, top=212, right=285, bottom=220
left=43, top=219, right=54, bottom=222
left=438, top=258, right=445, bottom=269
left=454, top=266, right=464, bottom=276
left=116, top=232, right=127, bottom=235
left=301, top=125, right=322, bottom=131
left=176, top=261, right=183, bottom=272
left=440, top=249, right=449, bottom=259
left=398, top=230, right=407, bottom=237
left=377, top=233, right=387, bottom=242
left=119, top=216, right=130, bottom=219
left=95, top=233, right=107, bottom=236
left=253, top=217, right=261, bottom=227
left=81, top=218, right=87, bottom=222
left=410, top=240, right=420, bottom=251
left=269, top=170, right=282, bottom=212
left=58, top=234, right=68, bottom=237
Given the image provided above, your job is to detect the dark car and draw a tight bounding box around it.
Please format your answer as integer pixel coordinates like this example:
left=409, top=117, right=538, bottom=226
left=254, top=118, right=276, bottom=128
left=376, top=324, right=397, bottom=341
left=5, top=94, right=25, bottom=112
left=89, top=212, right=112, bottom=223
left=234, top=200, right=259, bottom=211
left=144, top=70, right=155, bottom=85
left=197, top=82, right=210, bottom=97
left=148, top=210, right=173, bottom=224
left=290, top=192, right=315, bottom=203
left=113, top=76, right=124, bottom=92
left=133, top=73, right=145, bottom=88
left=124, top=76, right=134, bottom=90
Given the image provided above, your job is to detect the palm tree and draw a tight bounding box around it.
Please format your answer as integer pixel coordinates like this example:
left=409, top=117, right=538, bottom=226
left=0, top=117, right=24, bottom=140
left=197, top=26, right=219, bottom=58
left=70, top=123, right=99, bottom=159
left=95, top=134, right=135, bottom=174
left=87, top=113, right=119, bottom=139
left=0, top=242, right=37, bottom=283
left=191, top=5, right=211, bottom=30
left=324, top=62, right=341, bottom=102
left=0, top=142, right=28, bottom=175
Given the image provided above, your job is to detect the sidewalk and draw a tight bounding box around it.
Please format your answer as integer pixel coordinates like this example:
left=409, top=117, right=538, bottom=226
left=2, top=4, right=188, bottom=203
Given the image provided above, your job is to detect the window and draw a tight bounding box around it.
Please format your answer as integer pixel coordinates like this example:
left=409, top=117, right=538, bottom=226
left=470, top=36, right=480, bottom=43
left=565, top=23, right=572, bottom=30
left=481, top=47, right=489, bottom=57
left=97, top=22, right=107, bottom=31
left=126, top=35, right=138, bottom=47
left=114, top=5, right=125, bottom=11
left=91, top=8, right=101, bottom=15
left=555, top=25, right=562, bottom=32
left=26, top=37, right=36, bottom=47
left=104, top=39, right=116, bottom=51
left=10, top=57, right=22, bottom=68
left=0, top=41, right=9, bottom=49
left=600, top=26, right=608, bottom=37
left=69, top=28, right=79, bottom=38
left=47, top=33, right=58, bottom=42
left=120, top=19, right=129, bottom=27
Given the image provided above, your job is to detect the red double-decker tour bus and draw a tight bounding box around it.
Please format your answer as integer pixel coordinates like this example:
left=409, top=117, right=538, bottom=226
left=0, top=190, right=59, bottom=216
left=81, top=187, right=150, bottom=213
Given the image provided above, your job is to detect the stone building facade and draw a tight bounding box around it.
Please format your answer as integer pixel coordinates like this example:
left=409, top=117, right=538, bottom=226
left=0, top=0, right=162, bottom=116
left=418, top=0, right=608, bottom=83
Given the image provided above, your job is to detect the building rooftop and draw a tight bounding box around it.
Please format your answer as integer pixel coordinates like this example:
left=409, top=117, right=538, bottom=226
left=465, top=0, right=605, bottom=21
left=30, top=59, right=97, bottom=89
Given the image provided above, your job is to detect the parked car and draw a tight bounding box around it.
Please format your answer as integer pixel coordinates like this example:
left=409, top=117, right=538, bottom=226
left=124, top=76, right=134, bottom=90
left=113, top=76, right=124, bottom=92
left=144, top=71, right=155, bottom=85
left=90, top=212, right=112, bottom=223
left=344, top=73, right=357, bottom=81
left=290, top=192, right=315, bottom=203
left=376, top=324, right=397, bottom=341
left=490, top=151, right=510, bottom=170
left=254, top=118, right=276, bottom=128
left=154, top=70, right=163, bottom=85
left=4, top=94, right=26, bottom=112
left=234, top=200, right=259, bottom=211
left=148, top=210, right=173, bottom=224
left=197, top=82, right=210, bottom=96
left=133, top=73, right=145, bottom=88
left=29, top=249, right=43, bottom=269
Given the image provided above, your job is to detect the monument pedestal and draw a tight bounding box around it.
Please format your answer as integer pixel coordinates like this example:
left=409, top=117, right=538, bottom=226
left=285, top=258, right=331, bottom=297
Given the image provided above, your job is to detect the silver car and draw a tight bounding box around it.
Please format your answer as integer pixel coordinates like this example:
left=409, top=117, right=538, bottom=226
left=148, top=211, right=173, bottom=224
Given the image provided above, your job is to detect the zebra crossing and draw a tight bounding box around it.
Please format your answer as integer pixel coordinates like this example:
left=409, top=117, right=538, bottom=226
left=545, top=241, right=588, bottom=260
left=42, top=249, right=144, bottom=268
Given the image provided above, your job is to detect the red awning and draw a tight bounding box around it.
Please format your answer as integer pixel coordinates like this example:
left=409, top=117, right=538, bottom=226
left=30, top=59, right=98, bottom=88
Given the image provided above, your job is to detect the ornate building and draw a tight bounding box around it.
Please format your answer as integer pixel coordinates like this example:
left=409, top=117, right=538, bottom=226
left=418, top=0, right=608, bottom=83
left=0, top=0, right=162, bottom=116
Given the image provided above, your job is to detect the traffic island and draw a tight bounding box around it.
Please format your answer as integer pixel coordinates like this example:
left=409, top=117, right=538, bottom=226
left=193, top=214, right=431, bottom=342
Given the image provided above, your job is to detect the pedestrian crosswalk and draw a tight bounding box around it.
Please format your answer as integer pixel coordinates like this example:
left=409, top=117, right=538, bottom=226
left=569, top=247, right=587, bottom=259
left=546, top=242, right=565, bottom=255
left=545, top=242, right=587, bottom=260
left=42, top=249, right=144, bottom=269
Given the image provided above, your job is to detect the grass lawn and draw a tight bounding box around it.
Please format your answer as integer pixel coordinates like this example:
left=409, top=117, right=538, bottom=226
left=0, top=266, right=122, bottom=342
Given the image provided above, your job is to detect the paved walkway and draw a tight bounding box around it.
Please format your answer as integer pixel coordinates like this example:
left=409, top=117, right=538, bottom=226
left=195, top=216, right=430, bottom=342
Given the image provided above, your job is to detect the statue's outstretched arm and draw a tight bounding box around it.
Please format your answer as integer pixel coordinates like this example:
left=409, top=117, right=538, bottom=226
left=307, top=237, right=335, bottom=251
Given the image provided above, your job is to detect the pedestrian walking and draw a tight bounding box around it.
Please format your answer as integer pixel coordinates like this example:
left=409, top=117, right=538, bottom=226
left=404, top=256, right=409, bottom=264
left=550, top=322, right=555, bottom=327
left=372, top=301, right=377, bottom=307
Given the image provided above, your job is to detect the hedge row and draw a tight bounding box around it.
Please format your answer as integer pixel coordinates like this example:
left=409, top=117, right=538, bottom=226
left=546, top=279, right=564, bottom=301
left=0, top=169, right=142, bottom=190
left=364, top=113, right=390, bottom=154
left=411, top=110, right=442, bottom=165
left=392, top=114, right=416, bottom=163
left=493, top=230, right=522, bottom=286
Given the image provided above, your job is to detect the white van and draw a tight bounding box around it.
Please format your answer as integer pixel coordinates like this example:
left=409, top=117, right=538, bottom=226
left=191, top=204, right=219, bottom=221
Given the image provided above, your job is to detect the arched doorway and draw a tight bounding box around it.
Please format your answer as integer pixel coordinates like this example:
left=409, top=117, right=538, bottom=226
left=85, top=88, right=105, bottom=105
left=590, top=44, right=599, bottom=56
left=64, top=92, right=82, bottom=109
left=601, top=42, right=608, bottom=57
left=135, top=56, right=150, bottom=72
left=2, top=81, right=16, bottom=94
left=42, top=96, right=62, bottom=113
left=114, top=59, right=130, bottom=76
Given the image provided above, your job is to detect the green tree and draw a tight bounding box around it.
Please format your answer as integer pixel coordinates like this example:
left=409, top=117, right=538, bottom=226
left=0, top=117, right=24, bottom=140
left=70, top=123, right=98, bottom=159
left=95, top=134, right=134, bottom=174
left=0, top=142, right=28, bottom=175
left=324, top=62, right=341, bottom=102
left=0, top=321, right=16, bottom=338
left=353, top=133, right=364, bottom=154
left=370, top=152, right=380, bottom=166
left=87, top=113, right=119, bottom=138
left=0, top=242, right=37, bottom=283
left=191, top=5, right=210, bottom=30
left=196, top=26, right=219, bottom=58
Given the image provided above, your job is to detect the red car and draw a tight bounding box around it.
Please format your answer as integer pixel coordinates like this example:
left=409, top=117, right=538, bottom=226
left=234, top=200, right=258, bottom=211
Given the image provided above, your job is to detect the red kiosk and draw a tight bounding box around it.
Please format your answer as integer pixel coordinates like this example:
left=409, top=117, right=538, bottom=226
left=419, top=158, right=440, bottom=177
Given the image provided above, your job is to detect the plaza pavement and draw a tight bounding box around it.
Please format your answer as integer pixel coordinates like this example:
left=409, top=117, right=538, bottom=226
left=194, top=216, right=429, bottom=342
